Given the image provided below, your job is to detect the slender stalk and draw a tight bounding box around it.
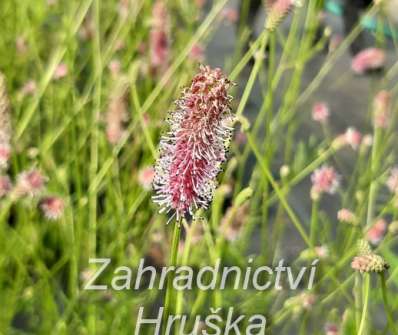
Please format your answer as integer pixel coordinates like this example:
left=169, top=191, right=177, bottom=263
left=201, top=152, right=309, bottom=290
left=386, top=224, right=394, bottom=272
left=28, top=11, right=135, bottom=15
left=379, top=272, right=398, bottom=335
left=163, top=221, right=181, bottom=331
left=358, top=274, right=370, bottom=335
left=310, top=199, right=319, bottom=247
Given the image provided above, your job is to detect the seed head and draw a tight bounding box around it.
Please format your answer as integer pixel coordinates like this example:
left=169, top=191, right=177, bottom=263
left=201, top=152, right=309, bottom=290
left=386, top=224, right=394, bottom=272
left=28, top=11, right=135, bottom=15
left=153, top=65, right=234, bottom=220
left=265, top=0, right=302, bottom=31
left=351, top=239, right=389, bottom=273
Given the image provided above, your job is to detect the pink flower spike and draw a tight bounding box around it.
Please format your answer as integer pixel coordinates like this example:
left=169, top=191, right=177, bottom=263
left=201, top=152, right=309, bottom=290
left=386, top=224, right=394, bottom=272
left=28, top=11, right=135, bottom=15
left=0, top=175, right=12, bottom=197
left=138, top=166, right=155, bottom=191
left=15, top=169, right=47, bottom=197
left=153, top=65, right=234, bottom=220
left=373, top=90, right=391, bottom=129
left=312, top=102, right=329, bottom=123
left=351, top=48, right=385, bottom=74
left=344, top=127, right=362, bottom=150
left=366, top=219, right=387, bottom=245
left=40, top=196, right=65, bottom=220
left=265, top=0, right=300, bottom=31
left=311, top=165, right=340, bottom=199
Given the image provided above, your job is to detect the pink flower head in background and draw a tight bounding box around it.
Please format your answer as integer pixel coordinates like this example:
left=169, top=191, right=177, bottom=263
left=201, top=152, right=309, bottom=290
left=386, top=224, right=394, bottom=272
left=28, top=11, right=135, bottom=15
left=40, top=196, right=64, bottom=220
left=16, top=36, right=28, bottom=55
left=311, top=165, right=340, bottom=199
left=337, top=208, right=357, bottom=225
left=194, top=0, right=206, bottom=8
left=373, top=90, right=391, bottom=129
left=15, top=169, right=47, bottom=197
left=265, top=0, right=301, bottom=31
left=221, top=8, right=239, bottom=24
left=0, top=144, right=11, bottom=169
left=324, top=323, right=339, bottom=335
left=53, top=63, right=68, bottom=80
left=138, top=166, right=155, bottom=190
left=386, top=167, right=398, bottom=194
left=366, top=219, right=387, bottom=245
left=153, top=65, right=234, bottom=220
left=189, top=44, right=205, bottom=62
left=344, top=127, right=362, bottom=150
left=0, top=175, right=12, bottom=197
left=312, top=102, right=329, bottom=123
left=351, top=48, right=385, bottom=74
left=149, top=0, right=170, bottom=72
left=20, top=80, right=37, bottom=96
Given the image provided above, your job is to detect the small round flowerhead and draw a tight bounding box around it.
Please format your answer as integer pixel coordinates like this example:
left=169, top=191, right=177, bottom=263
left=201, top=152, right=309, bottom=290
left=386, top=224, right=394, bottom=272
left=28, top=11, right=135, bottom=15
left=53, top=63, right=68, bottom=80
left=351, top=239, right=389, bottom=273
left=312, top=102, right=329, bottom=124
left=344, top=127, right=362, bottom=150
left=373, top=90, right=391, bottom=129
left=337, top=208, right=357, bottom=225
left=311, top=165, right=340, bottom=200
left=0, top=175, right=12, bottom=197
left=351, top=48, right=385, bottom=74
left=40, top=196, right=65, bottom=220
left=366, top=218, right=387, bottom=245
left=15, top=169, right=47, bottom=198
left=20, top=80, right=37, bottom=97
left=153, top=65, right=234, bottom=220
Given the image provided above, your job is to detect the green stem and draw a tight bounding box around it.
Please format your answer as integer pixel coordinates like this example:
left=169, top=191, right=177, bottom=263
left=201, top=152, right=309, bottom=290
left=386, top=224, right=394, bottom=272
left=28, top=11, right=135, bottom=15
left=379, top=272, right=398, bottom=335
left=163, top=221, right=181, bottom=331
left=358, top=274, right=370, bottom=335
left=310, top=199, right=319, bottom=247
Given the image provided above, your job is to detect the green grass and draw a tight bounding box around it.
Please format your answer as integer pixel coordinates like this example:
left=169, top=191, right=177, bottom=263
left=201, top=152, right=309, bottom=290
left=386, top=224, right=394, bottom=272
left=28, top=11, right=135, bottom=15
left=0, top=0, right=398, bottom=334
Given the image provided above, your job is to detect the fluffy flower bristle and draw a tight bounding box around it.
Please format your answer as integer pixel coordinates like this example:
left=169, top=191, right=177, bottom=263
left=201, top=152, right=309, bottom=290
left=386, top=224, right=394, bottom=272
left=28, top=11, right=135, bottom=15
left=153, top=65, right=234, bottom=220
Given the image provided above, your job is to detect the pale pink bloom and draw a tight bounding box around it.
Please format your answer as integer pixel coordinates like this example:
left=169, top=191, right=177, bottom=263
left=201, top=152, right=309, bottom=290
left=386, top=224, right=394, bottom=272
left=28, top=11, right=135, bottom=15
left=301, top=293, right=316, bottom=310
left=386, top=167, right=398, bottom=194
left=0, top=175, right=12, bottom=197
left=15, top=169, right=47, bottom=197
left=40, top=196, right=64, bottom=220
left=344, top=127, right=362, bottom=150
left=138, top=166, right=155, bottom=190
left=108, top=59, right=121, bottom=78
left=325, top=323, right=339, bottom=335
left=153, top=66, right=233, bottom=219
left=20, top=80, right=37, bottom=96
left=16, top=36, right=28, bottom=54
left=351, top=48, right=385, bottom=74
left=0, top=144, right=11, bottom=169
left=315, top=245, right=329, bottom=259
left=366, top=219, right=387, bottom=245
left=221, top=8, right=239, bottom=23
left=148, top=0, right=170, bottom=72
left=373, top=90, right=391, bottom=129
left=53, top=63, right=68, bottom=80
left=337, top=208, right=357, bottom=224
left=362, top=134, right=373, bottom=147
left=312, top=102, right=329, bottom=123
left=189, top=44, right=205, bottom=62
left=311, top=165, right=340, bottom=199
